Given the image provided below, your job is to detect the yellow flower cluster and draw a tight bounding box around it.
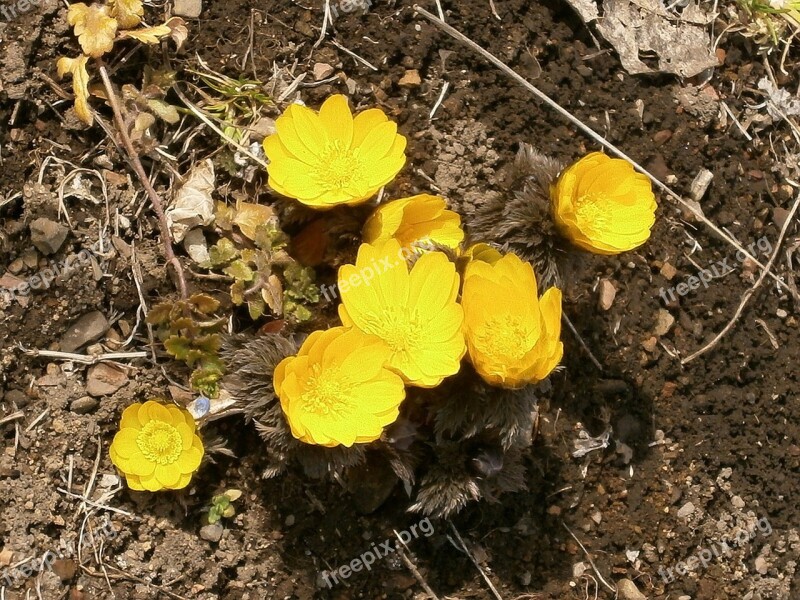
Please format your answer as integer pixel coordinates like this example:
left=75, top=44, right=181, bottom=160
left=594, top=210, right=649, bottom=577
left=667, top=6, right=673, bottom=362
left=111, top=98, right=661, bottom=486
left=229, top=96, right=660, bottom=450
left=274, top=191, right=566, bottom=447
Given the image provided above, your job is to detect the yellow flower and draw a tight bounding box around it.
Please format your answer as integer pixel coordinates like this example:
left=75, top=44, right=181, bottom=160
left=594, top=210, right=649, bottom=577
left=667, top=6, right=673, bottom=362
left=263, top=95, right=407, bottom=208
left=363, top=194, right=464, bottom=252
left=551, top=152, right=657, bottom=255
left=462, top=253, right=563, bottom=388
left=109, top=400, right=204, bottom=492
left=457, top=242, right=503, bottom=272
left=273, top=327, right=405, bottom=447
left=338, top=239, right=466, bottom=387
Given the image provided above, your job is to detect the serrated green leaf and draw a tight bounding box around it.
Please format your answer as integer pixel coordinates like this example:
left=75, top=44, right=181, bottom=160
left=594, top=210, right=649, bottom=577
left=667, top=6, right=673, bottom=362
left=214, top=201, right=236, bottom=231
left=230, top=280, right=245, bottom=305
left=247, top=296, right=265, bottom=320
left=147, top=98, right=180, bottom=124
left=146, top=302, right=173, bottom=325
left=224, top=259, right=254, bottom=282
left=164, top=335, right=192, bottom=360
left=207, top=238, right=239, bottom=266
left=194, top=333, right=221, bottom=354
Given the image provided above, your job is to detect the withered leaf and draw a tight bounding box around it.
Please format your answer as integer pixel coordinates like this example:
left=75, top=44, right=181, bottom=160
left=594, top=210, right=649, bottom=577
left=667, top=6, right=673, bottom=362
left=109, top=0, right=143, bottom=29
left=67, top=3, right=118, bottom=58
left=262, top=274, right=284, bottom=316
left=120, top=23, right=172, bottom=44
left=57, top=55, right=93, bottom=125
left=233, top=201, right=274, bottom=240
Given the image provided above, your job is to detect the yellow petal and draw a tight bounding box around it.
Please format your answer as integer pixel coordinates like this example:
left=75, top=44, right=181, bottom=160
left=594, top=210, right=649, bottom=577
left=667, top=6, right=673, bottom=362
left=119, top=402, right=142, bottom=429
left=176, top=445, right=203, bottom=473
left=274, top=112, right=322, bottom=165
left=171, top=472, right=193, bottom=490
left=288, top=103, right=331, bottom=149
left=110, top=428, right=140, bottom=458
left=352, top=108, right=389, bottom=147
left=356, top=121, right=399, bottom=163
left=139, top=401, right=172, bottom=424
left=138, top=472, right=165, bottom=492
left=154, top=463, right=182, bottom=488
left=125, top=473, right=145, bottom=491
left=319, top=94, right=354, bottom=147
left=408, top=252, right=459, bottom=313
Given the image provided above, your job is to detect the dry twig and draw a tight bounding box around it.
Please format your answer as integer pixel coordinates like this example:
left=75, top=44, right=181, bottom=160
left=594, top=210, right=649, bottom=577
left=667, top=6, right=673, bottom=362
left=681, top=190, right=800, bottom=364
left=97, top=63, right=188, bottom=298
left=412, top=5, right=793, bottom=296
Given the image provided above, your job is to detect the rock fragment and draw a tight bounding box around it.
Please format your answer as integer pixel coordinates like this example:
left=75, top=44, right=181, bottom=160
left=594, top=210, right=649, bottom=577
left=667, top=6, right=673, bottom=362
left=60, top=311, right=110, bottom=352
left=30, top=218, right=68, bottom=255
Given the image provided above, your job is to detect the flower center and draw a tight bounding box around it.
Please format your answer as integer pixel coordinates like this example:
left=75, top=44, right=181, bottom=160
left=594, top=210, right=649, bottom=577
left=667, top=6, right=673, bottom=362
left=371, top=306, right=423, bottom=352
left=575, top=192, right=611, bottom=232
left=478, top=315, right=532, bottom=361
left=136, top=421, right=183, bottom=465
left=302, top=364, right=352, bottom=416
left=314, top=141, right=364, bottom=191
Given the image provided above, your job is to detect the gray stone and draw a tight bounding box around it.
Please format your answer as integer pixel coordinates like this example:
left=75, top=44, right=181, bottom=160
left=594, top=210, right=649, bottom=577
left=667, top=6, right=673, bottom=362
left=173, top=0, right=202, bottom=18
left=70, top=396, right=99, bottom=414
left=199, top=522, right=224, bottom=543
left=29, top=218, right=68, bottom=255
left=60, top=311, right=110, bottom=352
left=617, top=578, right=647, bottom=600
left=654, top=309, right=675, bottom=336
left=677, top=501, right=695, bottom=519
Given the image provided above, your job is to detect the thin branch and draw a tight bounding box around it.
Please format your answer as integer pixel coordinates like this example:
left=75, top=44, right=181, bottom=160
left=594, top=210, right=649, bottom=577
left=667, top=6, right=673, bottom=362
left=681, top=190, right=800, bottom=364
left=97, top=63, right=187, bottom=298
left=412, top=5, right=794, bottom=296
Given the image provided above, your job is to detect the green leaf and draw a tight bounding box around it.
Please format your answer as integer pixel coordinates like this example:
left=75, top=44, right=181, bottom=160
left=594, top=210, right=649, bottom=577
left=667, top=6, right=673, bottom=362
left=191, top=366, right=221, bottom=398
left=147, top=98, right=180, bottom=124
left=247, top=296, right=265, bottom=320
left=254, top=222, right=287, bottom=251
left=230, top=280, right=245, bottom=305
left=146, top=302, right=173, bottom=325
left=207, top=238, right=238, bottom=266
left=224, top=259, right=254, bottom=282
left=164, top=335, right=192, bottom=360
left=214, top=201, right=236, bottom=231
left=193, top=333, right=221, bottom=354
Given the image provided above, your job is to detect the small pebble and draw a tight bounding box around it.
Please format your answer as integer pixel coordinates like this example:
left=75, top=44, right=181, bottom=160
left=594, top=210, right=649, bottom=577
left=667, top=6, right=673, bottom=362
left=755, top=556, right=768, bottom=575
left=677, top=501, right=695, bottom=519
left=199, top=522, right=224, bottom=543
left=70, top=396, right=99, bottom=414
left=598, top=279, right=616, bottom=310
left=617, top=578, right=647, bottom=600
left=173, top=0, right=202, bottom=17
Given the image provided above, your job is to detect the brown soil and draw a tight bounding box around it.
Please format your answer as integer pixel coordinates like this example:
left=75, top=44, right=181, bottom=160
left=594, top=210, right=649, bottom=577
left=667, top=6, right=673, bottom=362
left=1, top=0, right=799, bottom=599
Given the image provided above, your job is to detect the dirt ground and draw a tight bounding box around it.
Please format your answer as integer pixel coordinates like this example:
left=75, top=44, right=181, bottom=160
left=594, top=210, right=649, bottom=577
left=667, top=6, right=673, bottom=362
left=2, top=0, right=800, bottom=598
